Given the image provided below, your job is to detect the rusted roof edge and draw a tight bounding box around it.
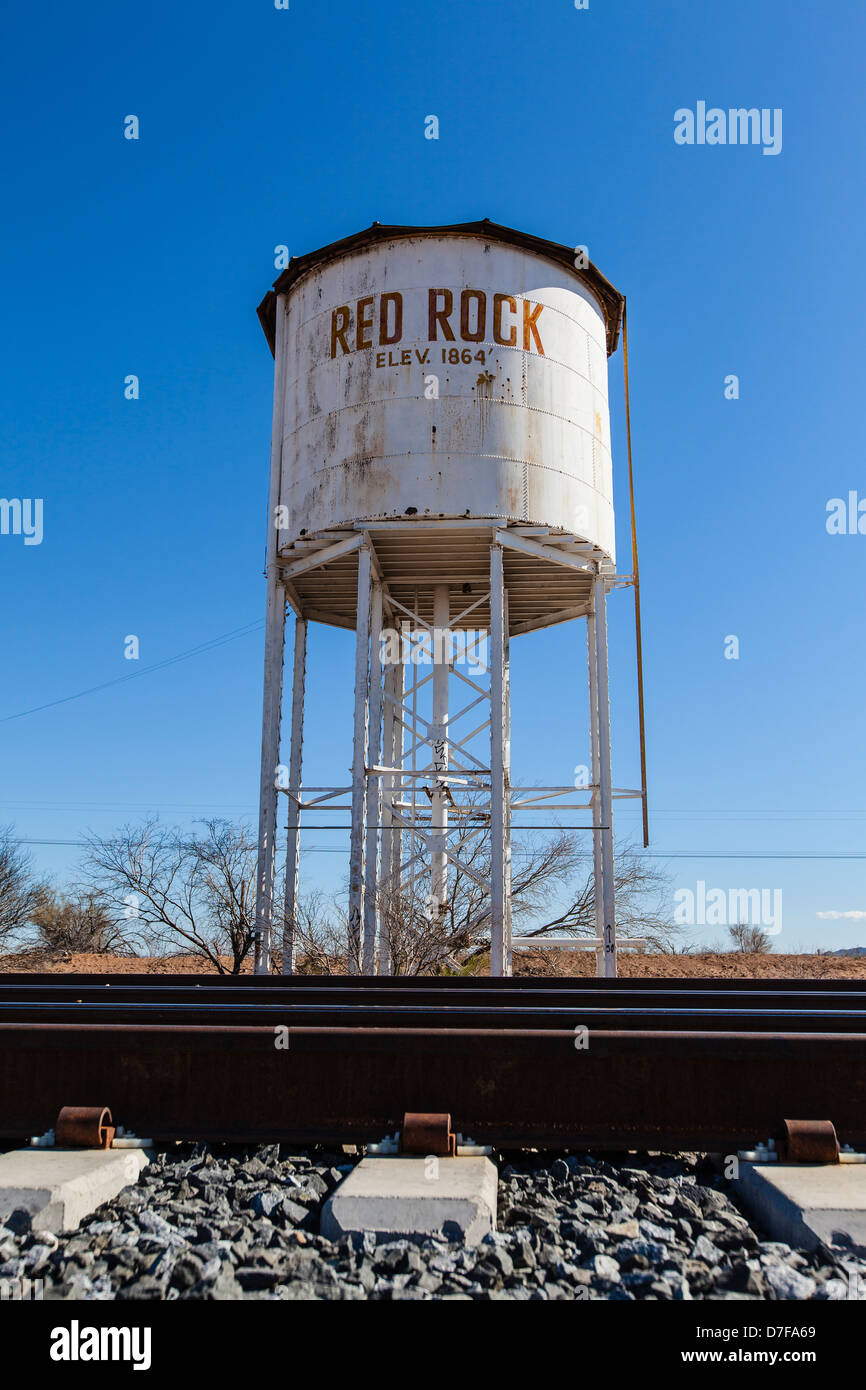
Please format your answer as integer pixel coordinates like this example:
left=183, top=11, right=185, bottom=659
left=256, top=219, right=624, bottom=357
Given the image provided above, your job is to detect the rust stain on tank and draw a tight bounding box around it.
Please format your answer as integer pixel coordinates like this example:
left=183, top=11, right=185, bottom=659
left=475, top=369, right=496, bottom=442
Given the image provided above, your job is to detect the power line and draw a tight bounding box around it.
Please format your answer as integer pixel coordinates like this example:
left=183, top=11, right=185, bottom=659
left=641, top=850, right=863, bottom=858
left=6, top=800, right=865, bottom=822
left=2, top=621, right=263, bottom=722
left=0, top=802, right=258, bottom=814
left=5, top=798, right=864, bottom=817
left=10, top=838, right=88, bottom=847
left=10, top=838, right=866, bottom=861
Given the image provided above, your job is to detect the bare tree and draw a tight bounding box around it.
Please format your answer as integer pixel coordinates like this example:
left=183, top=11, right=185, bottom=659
left=728, top=922, right=772, bottom=954
left=283, top=829, right=581, bottom=977
left=84, top=819, right=257, bottom=973
left=290, top=828, right=678, bottom=977
left=518, top=842, right=681, bottom=953
left=0, top=827, right=44, bottom=949
left=373, top=829, right=582, bottom=975
left=290, top=890, right=349, bottom=974
left=31, top=889, right=134, bottom=957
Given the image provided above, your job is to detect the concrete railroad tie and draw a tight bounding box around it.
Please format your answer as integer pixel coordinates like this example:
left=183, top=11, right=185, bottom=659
left=0, top=1148, right=150, bottom=1234
left=321, top=1155, right=497, bottom=1245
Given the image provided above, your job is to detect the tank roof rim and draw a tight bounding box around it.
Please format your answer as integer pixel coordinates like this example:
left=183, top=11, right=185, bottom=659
left=256, top=219, right=624, bottom=358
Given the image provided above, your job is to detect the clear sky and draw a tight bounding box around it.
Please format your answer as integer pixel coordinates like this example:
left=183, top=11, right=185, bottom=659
left=1, top=0, right=864, bottom=951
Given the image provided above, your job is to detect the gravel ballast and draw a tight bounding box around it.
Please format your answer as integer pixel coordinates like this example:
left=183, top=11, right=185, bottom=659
left=1, top=1146, right=863, bottom=1301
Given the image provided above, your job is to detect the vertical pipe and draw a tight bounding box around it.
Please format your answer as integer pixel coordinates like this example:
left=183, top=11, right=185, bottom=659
left=362, top=583, right=384, bottom=973
left=254, top=295, right=289, bottom=976
left=347, top=546, right=372, bottom=974
left=586, top=605, right=605, bottom=977
left=282, top=616, right=307, bottom=975
left=489, top=544, right=507, bottom=976
left=430, top=585, right=450, bottom=918
left=593, top=574, right=617, bottom=978
left=622, top=302, right=650, bottom=848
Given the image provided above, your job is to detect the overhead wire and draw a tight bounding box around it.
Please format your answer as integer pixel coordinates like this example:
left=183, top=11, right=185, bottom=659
left=2, top=621, right=263, bottom=722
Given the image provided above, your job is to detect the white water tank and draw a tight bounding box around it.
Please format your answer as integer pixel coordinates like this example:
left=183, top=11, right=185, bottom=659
left=258, top=221, right=624, bottom=564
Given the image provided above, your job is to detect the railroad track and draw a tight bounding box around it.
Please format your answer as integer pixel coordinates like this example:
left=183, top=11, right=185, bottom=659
left=1, top=974, right=864, bottom=1152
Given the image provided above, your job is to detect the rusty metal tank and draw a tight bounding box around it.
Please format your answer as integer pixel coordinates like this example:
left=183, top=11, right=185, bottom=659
left=258, top=221, right=624, bottom=563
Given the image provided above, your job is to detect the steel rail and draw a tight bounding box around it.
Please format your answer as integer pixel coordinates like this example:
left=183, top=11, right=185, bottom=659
left=3, top=972, right=864, bottom=991
left=2, top=987, right=864, bottom=1006
left=2, top=1001, right=866, bottom=1033
left=2, top=976, right=865, bottom=1150
left=2, top=974, right=865, bottom=1001
left=1, top=1021, right=865, bottom=1150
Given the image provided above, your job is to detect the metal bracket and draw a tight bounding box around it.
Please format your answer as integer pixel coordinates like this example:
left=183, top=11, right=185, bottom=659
left=400, top=1112, right=457, bottom=1156
left=29, top=1107, right=152, bottom=1150
left=777, top=1118, right=840, bottom=1164
left=367, top=1113, right=492, bottom=1158
left=55, top=1106, right=115, bottom=1149
left=739, top=1120, right=865, bottom=1165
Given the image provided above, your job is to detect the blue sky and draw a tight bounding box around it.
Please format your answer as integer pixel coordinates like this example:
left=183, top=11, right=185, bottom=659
left=1, top=0, right=864, bottom=950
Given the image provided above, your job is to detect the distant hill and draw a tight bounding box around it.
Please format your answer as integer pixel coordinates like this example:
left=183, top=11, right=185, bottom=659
left=826, top=946, right=866, bottom=957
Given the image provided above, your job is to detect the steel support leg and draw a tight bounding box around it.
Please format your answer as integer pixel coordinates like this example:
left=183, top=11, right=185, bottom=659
left=503, top=593, right=513, bottom=975
left=254, top=295, right=290, bottom=976
left=253, top=578, right=287, bottom=975
left=347, top=547, right=372, bottom=974
left=593, top=574, right=617, bottom=978
left=390, top=653, right=405, bottom=965
left=362, top=582, right=384, bottom=974
left=430, top=585, right=450, bottom=921
left=489, top=544, right=508, bottom=977
left=282, top=615, right=307, bottom=975
left=378, top=650, right=401, bottom=976
left=587, top=605, right=605, bottom=977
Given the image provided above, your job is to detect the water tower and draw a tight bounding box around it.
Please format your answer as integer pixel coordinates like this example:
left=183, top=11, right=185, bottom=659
left=252, top=220, right=646, bottom=977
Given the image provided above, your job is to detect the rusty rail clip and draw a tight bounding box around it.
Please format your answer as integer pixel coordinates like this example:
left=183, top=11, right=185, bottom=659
left=400, top=1112, right=457, bottom=1157
left=55, top=1106, right=116, bottom=1150
left=777, top=1118, right=840, bottom=1164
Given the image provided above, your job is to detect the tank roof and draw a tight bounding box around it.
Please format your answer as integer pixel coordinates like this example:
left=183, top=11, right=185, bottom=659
left=256, top=219, right=625, bottom=357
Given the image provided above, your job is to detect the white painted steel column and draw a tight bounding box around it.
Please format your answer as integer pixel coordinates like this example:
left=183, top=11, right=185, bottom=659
left=393, top=655, right=405, bottom=903
left=362, top=583, right=384, bottom=974
left=254, top=295, right=289, bottom=976
left=430, top=585, right=450, bottom=918
left=347, top=547, right=372, bottom=974
left=489, top=544, right=507, bottom=976
left=503, top=593, right=513, bottom=976
left=593, top=574, right=617, bottom=978
left=377, top=651, right=399, bottom=976
left=282, top=616, right=307, bottom=975
left=586, top=606, right=605, bottom=977
left=254, top=582, right=287, bottom=974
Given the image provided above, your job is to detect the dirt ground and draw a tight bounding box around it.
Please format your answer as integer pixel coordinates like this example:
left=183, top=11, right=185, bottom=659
left=1, top=949, right=865, bottom=979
